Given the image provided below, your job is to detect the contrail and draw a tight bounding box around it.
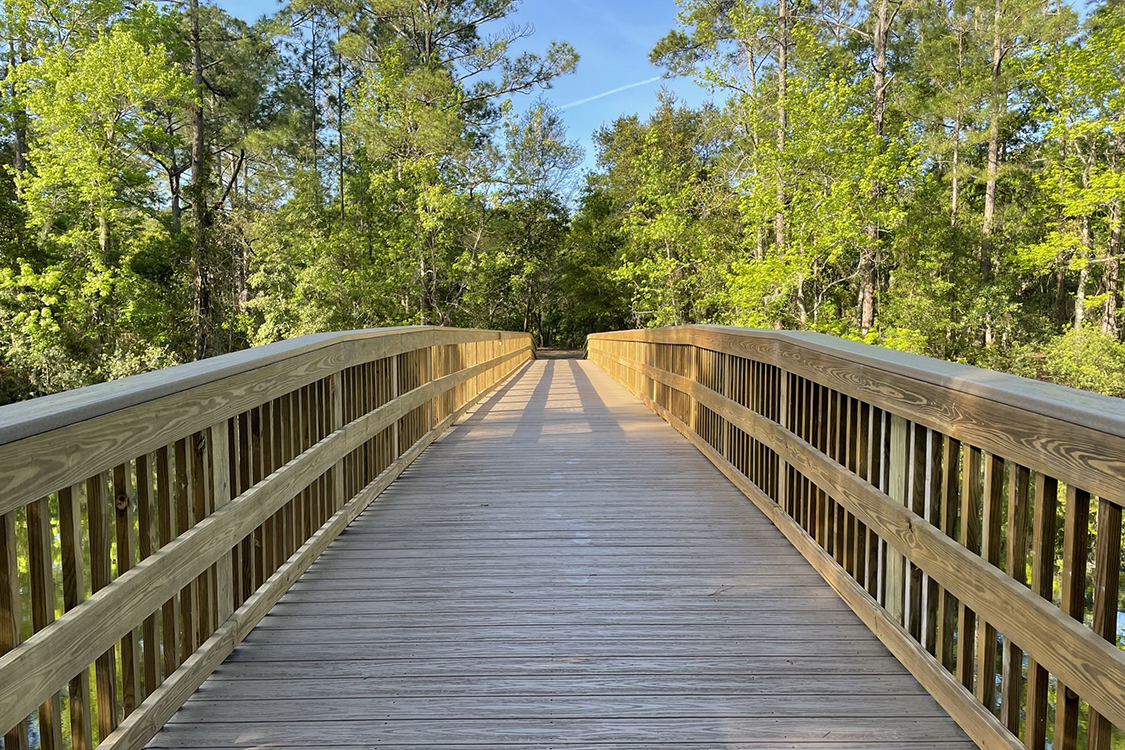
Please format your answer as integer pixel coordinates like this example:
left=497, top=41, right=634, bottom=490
left=561, top=76, right=662, bottom=109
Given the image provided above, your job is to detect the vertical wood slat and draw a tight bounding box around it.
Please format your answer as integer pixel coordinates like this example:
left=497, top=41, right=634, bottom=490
left=136, top=454, right=160, bottom=697
left=88, top=473, right=119, bottom=741
left=156, top=445, right=181, bottom=680
left=59, top=486, right=94, bottom=750
left=864, top=407, right=880, bottom=597
left=846, top=399, right=860, bottom=574
left=295, top=387, right=308, bottom=546
left=1025, top=473, right=1059, bottom=750
left=1087, top=497, right=1123, bottom=750
left=189, top=433, right=212, bottom=643
left=886, top=414, right=908, bottom=624
left=957, top=445, right=983, bottom=691
left=0, top=509, right=29, bottom=750
left=328, top=373, right=342, bottom=512
left=1054, top=485, right=1091, bottom=750
left=226, top=419, right=242, bottom=607
left=853, top=402, right=871, bottom=593
left=252, top=405, right=267, bottom=588
left=237, top=412, right=254, bottom=606
left=271, top=400, right=292, bottom=560
left=922, top=429, right=943, bottom=655
left=26, top=496, right=63, bottom=750
left=907, top=423, right=926, bottom=641
left=777, top=372, right=790, bottom=514
left=267, top=403, right=285, bottom=566
left=1000, top=463, right=1030, bottom=734
left=113, top=463, right=141, bottom=717
left=210, top=423, right=234, bottom=624
left=174, top=439, right=197, bottom=662
left=938, top=436, right=961, bottom=671
left=975, top=453, right=1004, bottom=712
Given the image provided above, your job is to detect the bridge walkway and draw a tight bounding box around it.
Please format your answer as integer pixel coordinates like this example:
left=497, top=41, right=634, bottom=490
left=148, top=357, right=973, bottom=748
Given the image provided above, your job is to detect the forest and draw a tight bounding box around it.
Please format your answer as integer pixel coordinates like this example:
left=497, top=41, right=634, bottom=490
left=0, top=0, right=1124, bottom=405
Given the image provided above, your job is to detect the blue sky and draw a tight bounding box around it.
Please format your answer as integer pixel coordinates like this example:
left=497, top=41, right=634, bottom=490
left=214, top=0, right=712, bottom=175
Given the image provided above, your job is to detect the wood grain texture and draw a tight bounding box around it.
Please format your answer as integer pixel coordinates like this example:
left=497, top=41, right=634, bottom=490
left=0, top=329, right=530, bottom=515
left=609, top=367, right=1021, bottom=750
left=147, top=359, right=969, bottom=750
left=0, top=334, right=530, bottom=739
left=589, top=326, right=1125, bottom=503
left=593, top=344, right=1125, bottom=734
left=95, top=357, right=529, bottom=750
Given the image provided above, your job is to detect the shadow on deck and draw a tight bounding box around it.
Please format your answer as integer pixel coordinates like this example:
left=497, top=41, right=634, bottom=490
left=148, top=359, right=974, bottom=748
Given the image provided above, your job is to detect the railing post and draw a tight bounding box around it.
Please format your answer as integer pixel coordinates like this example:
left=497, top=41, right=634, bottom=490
left=778, top=371, right=790, bottom=510
left=426, top=345, right=434, bottom=431
left=886, top=414, right=909, bottom=623
left=391, top=357, right=400, bottom=459
left=209, top=423, right=234, bottom=623
left=0, top=510, right=29, bottom=750
left=331, top=372, right=346, bottom=511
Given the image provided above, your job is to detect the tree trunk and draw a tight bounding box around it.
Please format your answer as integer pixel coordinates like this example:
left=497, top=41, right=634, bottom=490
left=170, top=172, right=182, bottom=235
left=7, top=35, right=27, bottom=198
left=337, top=23, right=346, bottom=221
left=981, top=0, right=1004, bottom=276
left=951, top=25, right=965, bottom=227
left=98, top=213, right=110, bottom=261
left=311, top=12, right=321, bottom=208
left=774, top=0, right=787, bottom=257
left=190, top=0, right=210, bottom=360
left=1106, top=133, right=1123, bottom=338
left=1075, top=214, right=1091, bottom=330
left=859, top=0, right=888, bottom=337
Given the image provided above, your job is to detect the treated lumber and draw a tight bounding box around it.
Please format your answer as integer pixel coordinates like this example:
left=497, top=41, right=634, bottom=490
left=596, top=346, right=1125, bottom=734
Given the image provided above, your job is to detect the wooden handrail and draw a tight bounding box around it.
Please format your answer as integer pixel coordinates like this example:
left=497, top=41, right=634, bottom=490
left=0, top=326, right=533, bottom=750
left=589, top=325, right=1124, bottom=750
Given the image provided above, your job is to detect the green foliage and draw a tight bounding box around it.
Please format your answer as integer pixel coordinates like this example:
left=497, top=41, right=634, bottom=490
left=4, top=0, right=1125, bottom=406
left=1011, top=327, right=1125, bottom=397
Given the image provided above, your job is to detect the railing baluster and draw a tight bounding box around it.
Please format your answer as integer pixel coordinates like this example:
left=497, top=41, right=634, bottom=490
left=0, top=508, right=29, bottom=750
left=189, top=433, right=213, bottom=641
left=1000, top=463, right=1030, bottom=733
left=922, top=429, right=942, bottom=655
left=112, top=464, right=141, bottom=717
left=175, top=439, right=197, bottom=661
left=975, top=454, right=1004, bottom=712
left=136, top=455, right=160, bottom=697
left=886, top=414, right=909, bottom=624
left=59, top=485, right=94, bottom=750
left=1054, top=485, right=1091, bottom=750
left=957, top=445, right=982, bottom=691
left=1087, top=497, right=1123, bottom=750
left=27, top=495, right=63, bottom=750
left=210, top=423, right=234, bottom=624
left=937, top=436, right=961, bottom=671
left=88, top=472, right=119, bottom=740
left=156, top=445, right=181, bottom=679
left=907, top=422, right=927, bottom=641
left=1025, top=472, right=1059, bottom=750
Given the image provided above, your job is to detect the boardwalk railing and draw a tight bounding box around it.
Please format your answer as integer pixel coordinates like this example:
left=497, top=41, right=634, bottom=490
left=0, top=326, right=532, bottom=750
left=589, top=326, right=1125, bottom=750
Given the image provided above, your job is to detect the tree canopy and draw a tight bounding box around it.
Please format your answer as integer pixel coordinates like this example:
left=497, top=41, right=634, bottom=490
left=2, top=0, right=1125, bottom=403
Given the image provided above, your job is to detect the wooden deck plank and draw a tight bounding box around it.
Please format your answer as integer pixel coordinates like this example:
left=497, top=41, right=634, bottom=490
left=148, top=358, right=971, bottom=749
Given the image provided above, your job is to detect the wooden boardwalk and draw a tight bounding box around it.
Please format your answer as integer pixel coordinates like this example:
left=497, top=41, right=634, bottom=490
left=149, top=357, right=974, bottom=749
